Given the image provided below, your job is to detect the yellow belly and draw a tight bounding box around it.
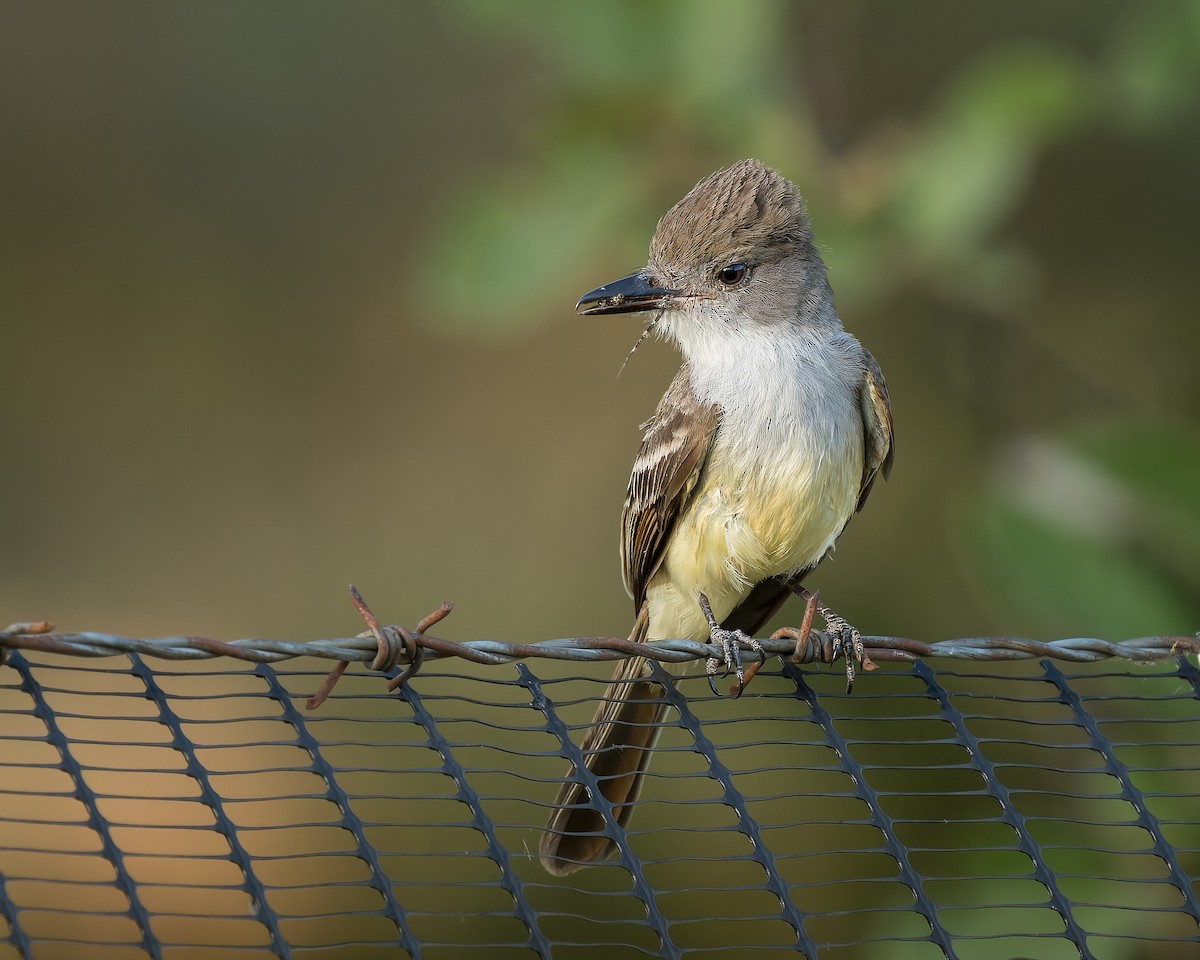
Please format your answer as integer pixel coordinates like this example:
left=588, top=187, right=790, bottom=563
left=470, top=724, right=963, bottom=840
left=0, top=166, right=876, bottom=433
left=644, top=437, right=861, bottom=642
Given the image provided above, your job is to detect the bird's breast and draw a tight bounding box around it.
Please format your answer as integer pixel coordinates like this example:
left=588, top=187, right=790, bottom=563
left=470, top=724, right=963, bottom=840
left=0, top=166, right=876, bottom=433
left=688, top=405, right=861, bottom=580
left=643, top=331, right=867, bottom=640
left=647, top=387, right=862, bottom=641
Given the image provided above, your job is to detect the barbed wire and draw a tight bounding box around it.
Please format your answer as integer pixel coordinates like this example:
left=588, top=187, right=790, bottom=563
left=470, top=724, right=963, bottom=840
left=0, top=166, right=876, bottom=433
left=4, top=588, right=1198, bottom=706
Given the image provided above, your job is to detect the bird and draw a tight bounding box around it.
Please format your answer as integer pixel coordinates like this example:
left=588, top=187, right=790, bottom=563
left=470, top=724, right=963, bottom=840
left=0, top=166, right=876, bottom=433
left=539, top=159, right=894, bottom=876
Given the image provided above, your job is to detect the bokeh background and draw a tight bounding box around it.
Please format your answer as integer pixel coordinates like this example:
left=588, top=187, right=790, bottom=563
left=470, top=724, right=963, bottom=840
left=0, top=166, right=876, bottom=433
left=3, top=0, right=1199, bottom=647
left=2, top=2, right=1200, bottom=956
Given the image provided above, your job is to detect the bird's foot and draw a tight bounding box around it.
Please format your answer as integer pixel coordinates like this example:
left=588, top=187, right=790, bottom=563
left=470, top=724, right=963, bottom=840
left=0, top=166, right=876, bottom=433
left=697, top=592, right=765, bottom=699
left=774, top=589, right=875, bottom=693
left=819, top=605, right=873, bottom=693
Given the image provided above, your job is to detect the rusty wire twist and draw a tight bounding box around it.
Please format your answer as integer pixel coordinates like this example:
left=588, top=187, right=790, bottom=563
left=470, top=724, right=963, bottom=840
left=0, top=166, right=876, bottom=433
left=4, top=589, right=1198, bottom=709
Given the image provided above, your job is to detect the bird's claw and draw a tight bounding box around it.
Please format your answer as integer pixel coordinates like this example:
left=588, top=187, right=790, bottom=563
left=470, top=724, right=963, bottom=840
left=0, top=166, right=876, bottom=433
left=697, top=592, right=765, bottom=698
left=775, top=588, right=875, bottom=693
left=818, top=605, right=875, bottom=693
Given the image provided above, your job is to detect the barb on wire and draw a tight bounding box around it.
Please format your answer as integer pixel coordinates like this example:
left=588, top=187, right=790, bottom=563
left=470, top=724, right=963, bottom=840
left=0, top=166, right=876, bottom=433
left=4, top=587, right=1199, bottom=701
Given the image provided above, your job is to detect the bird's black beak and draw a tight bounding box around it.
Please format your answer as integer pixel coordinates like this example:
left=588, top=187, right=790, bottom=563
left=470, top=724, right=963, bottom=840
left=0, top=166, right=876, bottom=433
left=576, top=271, right=684, bottom=315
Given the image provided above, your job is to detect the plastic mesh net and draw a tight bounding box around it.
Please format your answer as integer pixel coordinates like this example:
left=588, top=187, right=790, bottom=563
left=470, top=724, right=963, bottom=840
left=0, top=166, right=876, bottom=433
left=1, top=648, right=1198, bottom=959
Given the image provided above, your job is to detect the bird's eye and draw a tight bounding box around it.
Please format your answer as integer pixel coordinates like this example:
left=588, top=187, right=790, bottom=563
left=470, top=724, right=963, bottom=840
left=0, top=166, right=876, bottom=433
left=717, top=263, right=749, bottom=286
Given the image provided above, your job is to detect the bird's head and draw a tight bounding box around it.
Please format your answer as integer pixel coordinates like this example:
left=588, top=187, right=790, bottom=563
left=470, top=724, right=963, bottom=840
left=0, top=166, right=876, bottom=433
left=576, top=159, right=837, bottom=358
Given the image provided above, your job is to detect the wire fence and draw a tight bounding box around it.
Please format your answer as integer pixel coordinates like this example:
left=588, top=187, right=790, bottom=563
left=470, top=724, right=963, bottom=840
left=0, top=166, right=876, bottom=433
left=4, top=607, right=1196, bottom=675
left=1, top=610, right=1198, bottom=959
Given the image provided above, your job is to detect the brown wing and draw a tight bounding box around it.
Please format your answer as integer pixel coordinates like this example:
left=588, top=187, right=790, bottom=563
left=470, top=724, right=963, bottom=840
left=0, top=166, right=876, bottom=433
left=542, top=368, right=718, bottom=874
left=856, top=347, right=895, bottom=512
left=620, top=365, right=720, bottom=609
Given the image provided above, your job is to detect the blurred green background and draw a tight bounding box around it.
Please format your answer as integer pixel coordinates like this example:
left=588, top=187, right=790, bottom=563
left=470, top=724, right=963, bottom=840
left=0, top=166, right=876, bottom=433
left=2, top=1, right=1200, bottom=643
left=3, top=2, right=1200, bottom=958
left=4, top=0, right=1197, bottom=647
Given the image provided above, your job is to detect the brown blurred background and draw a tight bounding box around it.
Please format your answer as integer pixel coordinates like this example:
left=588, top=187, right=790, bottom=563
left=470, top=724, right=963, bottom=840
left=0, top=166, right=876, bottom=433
left=3, top=4, right=1200, bottom=958
left=3, top=1, right=1198, bottom=668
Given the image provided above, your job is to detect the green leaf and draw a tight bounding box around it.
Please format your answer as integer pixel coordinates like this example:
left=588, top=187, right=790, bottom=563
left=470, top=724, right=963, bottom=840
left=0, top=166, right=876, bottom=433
left=1106, top=0, right=1200, bottom=132
left=971, top=494, right=1195, bottom=638
left=893, top=44, right=1090, bottom=256
left=410, top=142, right=640, bottom=337
left=968, top=426, right=1200, bottom=638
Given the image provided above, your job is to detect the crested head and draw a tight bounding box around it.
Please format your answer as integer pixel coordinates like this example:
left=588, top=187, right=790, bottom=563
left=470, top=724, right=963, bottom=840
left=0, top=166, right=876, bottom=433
left=649, top=159, right=814, bottom=277
left=574, top=160, right=842, bottom=362
left=636, top=160, right=838, bottom=352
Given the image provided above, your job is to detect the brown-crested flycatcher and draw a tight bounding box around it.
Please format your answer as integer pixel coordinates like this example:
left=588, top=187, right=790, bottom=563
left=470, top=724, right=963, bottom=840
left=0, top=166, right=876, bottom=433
left=540, top=159, right=894, bottom=876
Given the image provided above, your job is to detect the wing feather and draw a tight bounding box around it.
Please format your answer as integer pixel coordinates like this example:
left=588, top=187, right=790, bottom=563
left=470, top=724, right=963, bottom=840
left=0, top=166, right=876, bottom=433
left=856, top=347, right=895, bottom=513
left=620, top=365, right=720, bottom=608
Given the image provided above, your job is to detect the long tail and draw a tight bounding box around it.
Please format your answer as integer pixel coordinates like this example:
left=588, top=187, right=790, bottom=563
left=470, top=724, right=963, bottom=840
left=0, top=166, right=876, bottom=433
left=539, top=608, right=668, bottom=876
